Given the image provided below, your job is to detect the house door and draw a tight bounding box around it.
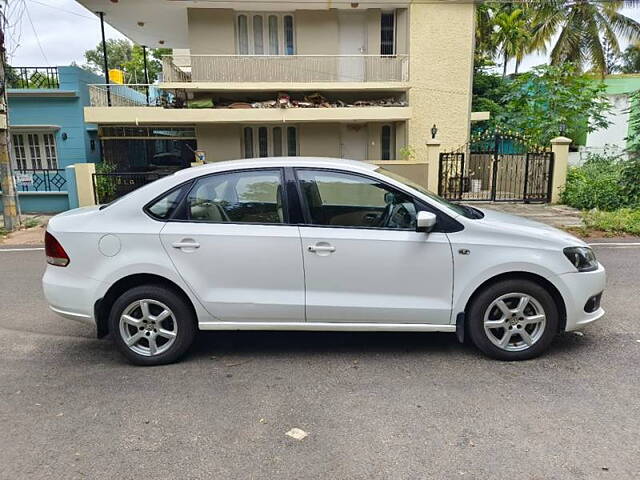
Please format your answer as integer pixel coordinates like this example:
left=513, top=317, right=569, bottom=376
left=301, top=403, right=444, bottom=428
left=338, top=13, right=367, bottom=81
left=340, top=125, right=368, bottom=161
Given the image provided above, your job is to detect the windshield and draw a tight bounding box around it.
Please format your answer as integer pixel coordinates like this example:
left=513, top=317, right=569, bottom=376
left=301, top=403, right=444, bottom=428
left=375, top=167, right=483, bottom=219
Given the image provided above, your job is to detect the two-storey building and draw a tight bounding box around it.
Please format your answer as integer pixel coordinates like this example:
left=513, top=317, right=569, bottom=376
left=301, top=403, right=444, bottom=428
left=1, top=66, right=102, bottom=213
left=80, top=0, right=475, bottom=191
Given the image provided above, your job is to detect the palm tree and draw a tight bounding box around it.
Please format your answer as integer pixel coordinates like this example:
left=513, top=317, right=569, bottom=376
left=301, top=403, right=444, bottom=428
left=531, top=0, right=640, bottom=74
left=491, top=8, right=532, bottom=76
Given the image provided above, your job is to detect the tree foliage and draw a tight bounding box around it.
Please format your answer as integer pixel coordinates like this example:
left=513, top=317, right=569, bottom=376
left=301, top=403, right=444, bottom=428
left=495, top=64, right=611, bottom=145
left=530, top=0, right=640, bottom=75
left=477, top=1, right=640, bottom=76
left=83, top=39, right=171, bottom=83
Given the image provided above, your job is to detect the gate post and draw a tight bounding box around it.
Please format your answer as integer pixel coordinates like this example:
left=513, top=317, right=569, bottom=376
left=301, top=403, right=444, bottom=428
left=550, top=136, right=571, bottom=203
left=426, top=139, right=441, bottom=193
left=73, top=163, right=97, bottom=207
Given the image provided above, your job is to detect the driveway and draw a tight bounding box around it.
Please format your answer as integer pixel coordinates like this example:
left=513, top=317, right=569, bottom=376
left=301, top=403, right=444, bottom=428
left=0, top=242, right=639, bottom=479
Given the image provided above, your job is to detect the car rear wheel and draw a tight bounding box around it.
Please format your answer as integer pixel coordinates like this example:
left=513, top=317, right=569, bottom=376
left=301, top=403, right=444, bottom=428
left=109, top=285, right=196, bottom=366
left=467, top=279, right=559, bottom=361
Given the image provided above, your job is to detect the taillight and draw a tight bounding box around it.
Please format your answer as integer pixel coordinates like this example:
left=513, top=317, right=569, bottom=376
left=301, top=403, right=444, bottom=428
left=45, top=232, right=70, bottom=267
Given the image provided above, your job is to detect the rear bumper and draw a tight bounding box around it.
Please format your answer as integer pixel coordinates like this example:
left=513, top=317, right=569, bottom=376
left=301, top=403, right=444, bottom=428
left=558, top=263, right=606, bottom=331
left=42, top=266, right=104, bottom=325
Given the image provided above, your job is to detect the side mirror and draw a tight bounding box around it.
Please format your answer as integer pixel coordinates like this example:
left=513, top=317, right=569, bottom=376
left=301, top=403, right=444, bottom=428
left=416, top=211, right=437, bottom=233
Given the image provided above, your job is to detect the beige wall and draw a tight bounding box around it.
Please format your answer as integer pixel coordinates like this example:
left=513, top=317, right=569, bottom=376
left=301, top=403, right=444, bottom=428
left=407, top=2, right=475, bottom=157
left=295, top=10, right=339, bottom=54
left=195, top=122, right=405, bottom=162
left=298, top=124, right=341, bottom=157
left=196, top=124, right=242, bottom=162
left=187, top=8, right=235, bottom=54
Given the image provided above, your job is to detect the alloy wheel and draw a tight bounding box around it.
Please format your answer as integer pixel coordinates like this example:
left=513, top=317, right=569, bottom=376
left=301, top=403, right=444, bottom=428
left=119, top=299, right=178, bottom=357
left=483, top=292, right=547, bottom=352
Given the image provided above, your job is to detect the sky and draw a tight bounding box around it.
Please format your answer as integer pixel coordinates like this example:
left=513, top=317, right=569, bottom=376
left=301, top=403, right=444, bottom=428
left=4, top=0, right=640, bottom=73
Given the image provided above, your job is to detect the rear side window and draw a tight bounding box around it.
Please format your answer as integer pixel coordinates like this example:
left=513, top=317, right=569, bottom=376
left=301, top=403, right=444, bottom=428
left=185, top=169, right=285, bottom=224
left=146, top=186, right=185, bottom=220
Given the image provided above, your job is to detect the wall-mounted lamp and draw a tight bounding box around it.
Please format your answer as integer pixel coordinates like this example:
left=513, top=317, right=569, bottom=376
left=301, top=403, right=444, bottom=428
left=559, top=122, right=567, bottom=136
left=61, top=132, right=68, bottom=141
left=430, top=124, right=438, bottom=139
left=158, top=40, right=165, bottom=45
left=90, top=139, right=96, bottom=151
left=137, top=21, right=145, bottom=27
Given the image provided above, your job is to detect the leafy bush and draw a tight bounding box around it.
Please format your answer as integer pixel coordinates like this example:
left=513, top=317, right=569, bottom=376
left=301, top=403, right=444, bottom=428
left=583, top=209, right=640, bottom=236
left=561, top=154, right=628, bottom=210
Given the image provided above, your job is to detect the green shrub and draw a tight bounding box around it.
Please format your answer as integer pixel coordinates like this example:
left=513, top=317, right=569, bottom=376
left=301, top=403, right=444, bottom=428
left=561, top=153, right=627, bottom=210
left=583, top=208, right=640, bottom=236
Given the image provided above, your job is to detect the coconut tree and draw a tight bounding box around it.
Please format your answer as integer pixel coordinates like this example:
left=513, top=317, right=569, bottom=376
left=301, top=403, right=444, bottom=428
left=491, top=8, right=532, bottom=76
left=530, top=0, right=640, bottom=74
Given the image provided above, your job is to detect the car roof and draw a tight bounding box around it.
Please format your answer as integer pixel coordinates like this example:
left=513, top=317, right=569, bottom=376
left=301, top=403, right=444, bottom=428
left=174, top=157, right=378, bottom=178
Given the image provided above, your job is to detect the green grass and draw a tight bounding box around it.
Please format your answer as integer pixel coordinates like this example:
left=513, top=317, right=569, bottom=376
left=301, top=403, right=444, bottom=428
left=0, top=228, right=7, bottom=238
left=23, top=218, right=40, bottom=229
left=582, top=208, right=640, bottom=236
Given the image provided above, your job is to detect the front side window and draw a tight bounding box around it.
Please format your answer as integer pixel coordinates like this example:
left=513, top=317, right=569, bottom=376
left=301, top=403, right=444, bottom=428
left=186, top=169, right=284, bottom=224
left=297, top=169, right=416, bottom=229
left=237, top=13, right=295, bottom=55
left=243, top=126, right=297, bottom=158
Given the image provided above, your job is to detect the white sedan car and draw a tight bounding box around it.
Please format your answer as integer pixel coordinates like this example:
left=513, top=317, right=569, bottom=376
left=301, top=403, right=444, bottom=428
left=43, top=158, right=606, bottom=365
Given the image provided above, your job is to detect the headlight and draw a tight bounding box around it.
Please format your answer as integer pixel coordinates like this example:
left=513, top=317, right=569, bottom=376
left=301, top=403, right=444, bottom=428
left=563, top=246, right=598, bottom=272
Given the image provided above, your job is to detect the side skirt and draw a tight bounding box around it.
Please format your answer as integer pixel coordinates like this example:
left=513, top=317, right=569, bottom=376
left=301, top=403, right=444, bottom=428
left=198, top=321, right=456, bottom=333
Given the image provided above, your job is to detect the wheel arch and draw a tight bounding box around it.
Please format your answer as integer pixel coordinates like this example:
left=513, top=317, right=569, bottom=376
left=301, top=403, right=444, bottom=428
left=462, top=271, right=568, bottom=333
left=94, top=273, right=198, bottom=338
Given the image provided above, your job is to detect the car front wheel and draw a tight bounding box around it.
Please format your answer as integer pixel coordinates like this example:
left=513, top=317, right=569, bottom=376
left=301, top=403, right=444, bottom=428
left=467, top=279, right=559, bottom=361
left=109, top=285, right=196, bottom=366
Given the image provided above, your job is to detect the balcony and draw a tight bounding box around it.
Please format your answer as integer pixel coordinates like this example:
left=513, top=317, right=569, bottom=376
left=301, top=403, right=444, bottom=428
left=161, top=55, right=409, bottom=86
left=86, top=84, right=410, bottom=124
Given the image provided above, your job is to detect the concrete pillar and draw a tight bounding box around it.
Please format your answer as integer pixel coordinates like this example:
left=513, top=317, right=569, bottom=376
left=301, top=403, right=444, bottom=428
left=550, top=136, right=571, bottom=203
left=73, top=163, right=97, bottom=207
left=425, top=139, right=441, bottom=193
left=65, top=165, right=79, bottom=209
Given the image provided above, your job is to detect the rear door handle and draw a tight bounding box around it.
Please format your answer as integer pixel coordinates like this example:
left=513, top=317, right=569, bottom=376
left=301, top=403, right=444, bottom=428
left=172, top=240, right=200, bottom=249
left=307, top=244, right=336, bottom=253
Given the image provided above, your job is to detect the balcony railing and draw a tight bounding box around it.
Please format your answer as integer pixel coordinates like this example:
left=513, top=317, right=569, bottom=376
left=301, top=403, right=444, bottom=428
left=88, top=84, right=175, bottom=107
left=162, top=55, right=409, bottom=83
left=7, top=67, right=60, bottom=89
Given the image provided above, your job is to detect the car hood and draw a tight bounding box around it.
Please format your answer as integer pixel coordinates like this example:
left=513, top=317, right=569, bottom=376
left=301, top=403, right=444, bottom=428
left=470, top=207, right=587, bottom=248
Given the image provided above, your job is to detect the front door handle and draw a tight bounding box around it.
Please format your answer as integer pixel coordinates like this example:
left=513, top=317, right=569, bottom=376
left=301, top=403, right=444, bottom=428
left=307, top=244, right=336, bottom=254
left=172, top=239, right=200, bottom=249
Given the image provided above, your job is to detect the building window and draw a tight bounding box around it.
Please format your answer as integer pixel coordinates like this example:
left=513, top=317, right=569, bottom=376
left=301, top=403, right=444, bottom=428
left=237, top=15, right=249, bottom=54
left=243, top=126, right=298, bottom=158
left=287, top=127, right=297, bottom=156
left=381, top=12, right=395, bottom=55
left=237, top=13, right=295, bottom=55
left=12, top=132, right=58, bottom=170
left=12, top=134, right=27, bottom=170
left=43, top=133, right=58, bottom=169
left=381, top=125, right=395, bottom=160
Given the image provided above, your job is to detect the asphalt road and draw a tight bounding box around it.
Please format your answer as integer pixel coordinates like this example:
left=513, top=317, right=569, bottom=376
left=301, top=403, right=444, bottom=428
left=1, top=242, right=639, bottom=479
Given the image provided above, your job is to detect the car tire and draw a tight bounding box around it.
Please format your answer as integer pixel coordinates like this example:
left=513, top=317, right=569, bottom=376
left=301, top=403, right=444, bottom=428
left=467, top=279, right=559, bottom=361
left=109, top=285, right=196, bottom=366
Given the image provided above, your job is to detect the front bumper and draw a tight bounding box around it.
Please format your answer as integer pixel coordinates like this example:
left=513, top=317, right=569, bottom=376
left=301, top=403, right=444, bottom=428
left=42, top=266, right=104, bottom=326
left=558, top=263, right=606, bottom=331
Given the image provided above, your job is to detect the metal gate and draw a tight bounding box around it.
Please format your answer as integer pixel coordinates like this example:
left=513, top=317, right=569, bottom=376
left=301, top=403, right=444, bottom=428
left=438, top=131, right=554, bottom=203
